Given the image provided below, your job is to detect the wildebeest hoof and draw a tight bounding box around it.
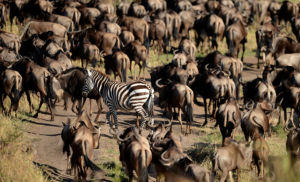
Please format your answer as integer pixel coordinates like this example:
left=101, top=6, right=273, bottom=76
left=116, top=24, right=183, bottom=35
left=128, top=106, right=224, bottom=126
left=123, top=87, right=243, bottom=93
left=66, top=169, right=71, bottom=175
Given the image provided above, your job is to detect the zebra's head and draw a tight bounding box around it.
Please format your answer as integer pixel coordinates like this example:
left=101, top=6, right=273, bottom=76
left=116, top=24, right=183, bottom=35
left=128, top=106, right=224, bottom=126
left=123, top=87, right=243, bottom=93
left=82, top=70, right=94, bottom=97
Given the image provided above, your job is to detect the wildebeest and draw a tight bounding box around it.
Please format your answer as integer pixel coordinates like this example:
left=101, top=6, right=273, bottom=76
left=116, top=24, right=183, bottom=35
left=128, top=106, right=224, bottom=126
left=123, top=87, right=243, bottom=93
left=11, top=58, right=64, bottom=120
left=20, top=21, right=68, bottom=41
left=0, top=31, right=21, bottom=54
left=212, top=139, right=253, bottom=182
left=276, top=53, right=300, bottom=72
left=191, top=68, right=236, bottom=126
left=104, top=50, right=130, bottom=82
left=286, top=128, right=300, bottom=167
left=194, top=13, right=225, bottom=51
left=225, top=20, right=247, bottom=61
left=155, top=81, right=194, bottom=134
left=216, top=97, right=241, bottom=145
left=278, top=0, right=299, bottom=25
left=256, top=22, right=278, bottom=68
left=125, top=40, right=148, bottom=80
left=252, top=132, right=269, bottom=178
left=241, top=100, right=272, bottom=141
left=118, top=16, right=150, bottom=50
left=61, top=111, right=101, bottom=181
left=272, top=37, right=300, bottom=59
left=0, top=69, right=22, bottom=116
left=117, top=127, right=152, bottom=182
left=55, top=67, right=94, bottom=114
left=276, top=86, right=300, bottom=129
left=243, top=66, right=276, bottom=107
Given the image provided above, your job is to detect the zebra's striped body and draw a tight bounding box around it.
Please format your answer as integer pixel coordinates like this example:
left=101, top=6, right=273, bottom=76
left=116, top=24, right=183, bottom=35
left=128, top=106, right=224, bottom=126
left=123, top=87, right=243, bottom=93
left=84, top=69, right=154, bottom=132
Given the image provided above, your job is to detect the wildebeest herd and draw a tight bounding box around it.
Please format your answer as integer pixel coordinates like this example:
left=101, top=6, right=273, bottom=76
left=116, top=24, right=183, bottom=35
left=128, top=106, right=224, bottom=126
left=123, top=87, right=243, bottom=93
left=2, top=0, right=300, bottom=181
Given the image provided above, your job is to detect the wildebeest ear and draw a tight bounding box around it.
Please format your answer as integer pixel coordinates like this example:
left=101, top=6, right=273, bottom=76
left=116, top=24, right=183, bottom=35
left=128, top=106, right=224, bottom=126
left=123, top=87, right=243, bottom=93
left=62, top=121, right=66, bottom=126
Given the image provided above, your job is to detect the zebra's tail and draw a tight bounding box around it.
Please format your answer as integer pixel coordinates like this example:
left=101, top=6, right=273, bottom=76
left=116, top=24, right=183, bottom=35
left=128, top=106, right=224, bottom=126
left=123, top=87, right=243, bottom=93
left=144, top=88, right=154, bottom=125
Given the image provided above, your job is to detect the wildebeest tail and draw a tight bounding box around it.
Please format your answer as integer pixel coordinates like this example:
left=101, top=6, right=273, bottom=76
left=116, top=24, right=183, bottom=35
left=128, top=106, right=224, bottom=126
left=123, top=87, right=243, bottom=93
left=19, top=21, right=33, bottom=40
left=121, top=57, right=128, bottom=82
left=83, top=140, right=101, bottom=171
left=228, top=30, right=235, bottom=57
left=144, top=23, right=150, bottom=51
left=138, top=149, right=149, bottom=182
left=185, top=87, right=194, bottom=122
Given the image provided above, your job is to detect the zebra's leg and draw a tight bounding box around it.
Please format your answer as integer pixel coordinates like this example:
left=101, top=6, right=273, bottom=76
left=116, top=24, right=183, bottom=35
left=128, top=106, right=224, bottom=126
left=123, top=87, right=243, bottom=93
left=134, top=106, right=149, bottom=133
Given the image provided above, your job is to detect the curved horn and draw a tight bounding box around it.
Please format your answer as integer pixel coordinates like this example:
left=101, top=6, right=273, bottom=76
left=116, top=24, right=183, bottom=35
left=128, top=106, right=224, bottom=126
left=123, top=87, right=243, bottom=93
left=159, top=150, right=174, bottom=167
left=147, top=121, right=159, bottom=130
left=204, top=64, right=209, bottom=71
left=155, top=78, right=166, bottom=88
left=164, top=120, right=172, bottom=127
left=116, top=131, right=131, bottom=143
left=152, top=142, right=164, bottom=152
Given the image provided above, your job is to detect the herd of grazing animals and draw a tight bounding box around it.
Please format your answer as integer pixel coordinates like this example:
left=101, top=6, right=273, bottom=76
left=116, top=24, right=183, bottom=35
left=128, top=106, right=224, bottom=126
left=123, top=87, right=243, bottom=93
left=1, top=0, right=300, bottom=181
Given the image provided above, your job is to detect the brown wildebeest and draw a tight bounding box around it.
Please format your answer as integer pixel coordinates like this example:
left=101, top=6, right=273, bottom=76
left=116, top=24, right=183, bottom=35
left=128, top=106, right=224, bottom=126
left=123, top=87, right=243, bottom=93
left=286, top=128, right=300, bottom=167
left=117, top=1, right=130, bottom=16
left=117, top=127, right=152, bottom=182
left=256, top=22, right=279, bottom=68
left=278, top=0, right=299, bottom=25
left=276, top=86, right=300, bottom=130
left=252, top=132, right=270, bottom=178
left=149, top=18, right=166, bottom=54
left=0, top=31, right=21, bottom=54
left=212, top=139, right=253, bottom=182
left=125, top=40, right=148, bottom=80
left=216, top=97, right=241, bottom=145
left=20, top=21, right=67, bottom=41
left=97, top=21, right=121, bottom=36
left=241, top=100, right=272, bottom=142
left=11, top=58, right=64, bottom=120
left=120, top=30, right=135, bottom=47
left=61, top=112, right=101, bottom=181
left=272, top=37, right=300, bottom=59
left=151, top=130, right=211, bottom=182
left=191, top=68, right=236, bottom=126
left=225, top=21, right=247, bottom=61
left=62, top=6, right=81, bottom=30
left=155, top=81, right=194, bottom=135
left=0, top=69, right=22, bottom=116
left=118, top=16, right=150, bottom=50
left=47, top=14, right=74, bottom=32
left=81, top=43, right=104, bottom=68
left=276, top=53, right=300, bottom=72
left=104, top=51, right=130, bottom=82
left=179, top=10, right=195, bottom=38
left=78, top=7, right=101, bottom=28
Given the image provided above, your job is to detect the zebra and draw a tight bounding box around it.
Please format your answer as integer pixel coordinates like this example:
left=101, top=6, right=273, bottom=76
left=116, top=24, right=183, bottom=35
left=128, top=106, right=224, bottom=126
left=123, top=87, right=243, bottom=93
left=82, top=69, right=154, bottom=134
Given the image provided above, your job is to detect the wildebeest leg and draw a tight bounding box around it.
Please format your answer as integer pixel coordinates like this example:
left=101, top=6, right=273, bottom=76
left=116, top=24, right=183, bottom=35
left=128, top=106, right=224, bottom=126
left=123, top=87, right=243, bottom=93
left=76, top=98, right=83, bottom=115
left=241, top=43, right=245, bottom=62
left=0, top=94, right=6, bottom=113
left=283, top=107, right=287, bottom=128
left=25, top=91, right=33, bottom=113
left=47, top=99, right=55, bottom=121
left=178, top=107, right=183, bottom=133
left=167, top=106, right=173, bottom=125
left=289, top=108, right=296, bottom=128
left=220, top=170, right=228, bottom=182
left=236, top=169, right=240, bottom=182
left=33, top=97, right=44, bottom=118
left=203, top=97, right=208, bottom=126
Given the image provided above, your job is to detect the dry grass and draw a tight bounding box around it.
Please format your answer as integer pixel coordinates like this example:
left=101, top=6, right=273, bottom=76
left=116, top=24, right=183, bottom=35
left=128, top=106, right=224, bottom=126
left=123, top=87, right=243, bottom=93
left=0, top=114, right=47, bottom=182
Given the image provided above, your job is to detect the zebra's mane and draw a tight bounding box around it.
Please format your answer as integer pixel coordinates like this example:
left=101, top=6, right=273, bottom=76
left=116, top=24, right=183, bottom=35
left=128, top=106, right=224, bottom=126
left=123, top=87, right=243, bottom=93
left=91, top=69, right=110, bottom=79
left=59, top=67, right=87, bottom=75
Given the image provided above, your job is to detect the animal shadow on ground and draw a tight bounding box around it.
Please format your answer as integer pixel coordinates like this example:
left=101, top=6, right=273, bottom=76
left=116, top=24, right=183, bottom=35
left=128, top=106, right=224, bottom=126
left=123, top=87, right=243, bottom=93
left=33, top=162, right=73, bottom=182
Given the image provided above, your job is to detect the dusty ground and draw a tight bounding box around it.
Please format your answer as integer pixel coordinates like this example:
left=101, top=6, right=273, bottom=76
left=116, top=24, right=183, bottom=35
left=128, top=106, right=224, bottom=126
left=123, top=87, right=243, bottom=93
left=24, top=56, right=277, bottom=182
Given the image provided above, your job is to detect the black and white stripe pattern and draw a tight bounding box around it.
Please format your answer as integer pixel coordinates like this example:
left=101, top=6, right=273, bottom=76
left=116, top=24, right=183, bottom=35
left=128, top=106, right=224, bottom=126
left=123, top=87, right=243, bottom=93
left=84, top=69, right=154, bottom=131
